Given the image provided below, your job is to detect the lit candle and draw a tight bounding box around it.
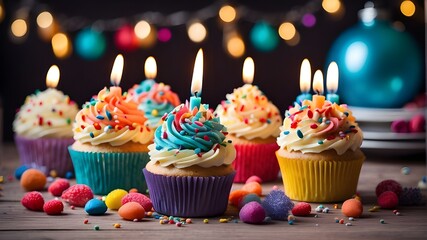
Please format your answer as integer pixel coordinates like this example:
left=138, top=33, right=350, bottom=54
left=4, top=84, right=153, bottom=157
left=46, top=65, right=60, bottom=89
left=144, top=56, right=157, bottom=80
left=296, top=59, right=312, bottom=105
left=110, top=54, right=124, bottom=95
left=312, top=69, right=325, bottom=109
left=242, top=57, right=254, bottom=85
left=326, top=61, right=339, bottom=104
left=190, top=48, right=203, bottom=110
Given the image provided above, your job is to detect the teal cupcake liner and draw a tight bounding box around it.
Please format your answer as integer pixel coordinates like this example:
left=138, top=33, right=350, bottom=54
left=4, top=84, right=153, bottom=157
left=68, top=146, right=150, bottom=195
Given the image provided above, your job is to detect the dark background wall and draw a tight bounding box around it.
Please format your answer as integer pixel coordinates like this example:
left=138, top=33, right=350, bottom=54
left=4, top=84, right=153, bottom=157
left=0, top=0, right=425, bottom=142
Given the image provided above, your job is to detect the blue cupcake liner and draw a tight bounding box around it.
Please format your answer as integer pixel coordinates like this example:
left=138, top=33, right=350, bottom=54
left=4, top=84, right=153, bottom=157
left=69, top=146, right=150, bottom=195
left=143, top=168, right=235, bottom=217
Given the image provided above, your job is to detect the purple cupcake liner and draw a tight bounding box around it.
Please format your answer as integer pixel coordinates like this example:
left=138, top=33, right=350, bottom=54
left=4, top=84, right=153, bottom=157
left=143, top=168, right=235, bottom=217
left=14, top=135, right=74, bottom=177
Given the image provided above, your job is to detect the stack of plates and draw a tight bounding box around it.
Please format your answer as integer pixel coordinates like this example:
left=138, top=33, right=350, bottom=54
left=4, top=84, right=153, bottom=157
left=350, top=106, right=426, bottom=154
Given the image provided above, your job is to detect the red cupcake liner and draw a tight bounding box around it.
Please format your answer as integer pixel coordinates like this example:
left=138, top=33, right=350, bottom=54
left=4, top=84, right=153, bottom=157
left=14, top=135, right=74, bottom=177
left=232, top=142, right=280, bottom=183
left=143, top=168, right=235, bottom=217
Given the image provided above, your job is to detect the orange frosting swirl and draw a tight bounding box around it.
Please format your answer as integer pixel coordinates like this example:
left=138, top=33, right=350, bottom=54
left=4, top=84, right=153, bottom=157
left=73, top=87, right=153, bottom=146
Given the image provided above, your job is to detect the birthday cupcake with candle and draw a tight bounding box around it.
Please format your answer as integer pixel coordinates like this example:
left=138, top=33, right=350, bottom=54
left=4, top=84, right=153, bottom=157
left=143, top=49, right=236, bottom=217
left=214, top=57, right=282, bottom=183
left=13, top=65, right=79, bottom=177
left=68, top=55, right=154, bottom=195
left=276, top=63, right=365, bottom=202
left=127, top=57, right=181, bottom=129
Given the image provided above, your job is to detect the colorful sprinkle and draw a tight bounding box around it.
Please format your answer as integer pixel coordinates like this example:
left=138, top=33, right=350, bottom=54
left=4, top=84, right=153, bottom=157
left=93, top=225, right=100, bottom=230
left=84, top=219, right=89, bottom=224
left=380, top=219, right=385, bottom=224
left=113, top=223, right=121, bottom=228
left=307, top=110, right=313, bottom=118
left=310, top=124, right=318, bottom=129
left=93, top=123, right=101, bottom=130
left=283, top=131, right=290, bottom=135
left=203, top=219, right=209, bottom=224
left=219, top=218, right=228, bottom=223
left=106, top=111, right=112, bottom=120
left=96, top=115, right=105, bottom=120
left=297, top=130, right=303, bottom=139
left=90, top=132, right=95, bottom=138
left=66, top=118, right=71, bottom=125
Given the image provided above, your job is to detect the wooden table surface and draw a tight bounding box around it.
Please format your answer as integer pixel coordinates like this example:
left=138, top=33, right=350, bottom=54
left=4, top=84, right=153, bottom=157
left=0, top=143, right=426, bottom=240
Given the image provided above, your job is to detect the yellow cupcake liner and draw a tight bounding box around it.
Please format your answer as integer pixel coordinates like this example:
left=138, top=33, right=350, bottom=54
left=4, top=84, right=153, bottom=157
left=276, top=151, right=364, bottom=202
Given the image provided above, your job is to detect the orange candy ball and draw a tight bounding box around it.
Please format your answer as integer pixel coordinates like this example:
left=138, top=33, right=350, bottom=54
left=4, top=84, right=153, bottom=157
left=341, top=198, right=363, bottom=217
left=229, top=190, right=249, bottom=206
left=20, top=169, right=47, bottom=191
left=118, top=202, right=145, bottom=221
left=241, top=182, right=262, bottom=196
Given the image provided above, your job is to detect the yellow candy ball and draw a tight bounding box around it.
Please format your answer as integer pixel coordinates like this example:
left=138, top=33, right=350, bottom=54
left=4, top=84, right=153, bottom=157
left=105, top=189, right=128, bottom=210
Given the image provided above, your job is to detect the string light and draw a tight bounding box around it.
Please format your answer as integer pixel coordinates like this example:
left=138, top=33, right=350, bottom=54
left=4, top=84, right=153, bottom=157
left=400, top=0, right=416, bottom=17
left=219, top=5, right=236, bottom=23
left=322, top=0, right=341, bottom=14
left=51, top=32, right=72, bottom=59
left=187, top=21, right=207, bottom=43
left=278, top=22, right=296, bottom=41
left=134, top=20, right=151, bottom=39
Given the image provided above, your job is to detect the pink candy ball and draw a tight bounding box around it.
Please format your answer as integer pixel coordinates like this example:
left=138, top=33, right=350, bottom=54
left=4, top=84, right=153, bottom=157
left=239, top=201, right=266, bottom=224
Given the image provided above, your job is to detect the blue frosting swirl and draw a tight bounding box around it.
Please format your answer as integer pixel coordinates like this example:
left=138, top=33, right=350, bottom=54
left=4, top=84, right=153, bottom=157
left=154, top=104, right=227, bottom=153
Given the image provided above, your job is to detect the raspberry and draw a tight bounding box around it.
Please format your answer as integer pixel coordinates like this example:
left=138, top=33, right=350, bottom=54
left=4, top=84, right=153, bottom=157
left=21, top=191, right=45, bottom=211
left=61, top=184, right=94, bottom=207
left=43, top=199, right=64, bottom=215
left=48, top=178, right=70, bottom=196
left=121, top=193, right=153, bottom=212
left=377, top=191, right=399, bottom=209
left=376, top=179, right=403, bottom=197
left=291, top=202, right=312, bottom=216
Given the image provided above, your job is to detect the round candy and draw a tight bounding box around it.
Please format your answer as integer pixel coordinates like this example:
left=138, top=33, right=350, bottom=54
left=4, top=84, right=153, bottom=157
left=20, top=169, right=47, bottom=191
left=238, top=193, right=262, bottom=209
left=105, top=189, right=128, bottom=210
left=377, top=191, right=399, bottom=209
left=341, top=198, right=363, bottom=217
left=15, top=165, right=29, bottom=180
left=245, top=175, right=262, bottom=184
left=85, top=199, right=107, bottom=215
left=401, top=167, right=411, bottom=175
left=292, top=202, right=311, bottom=216
left=376, top=179, right=403, bottom=197
left=118, top=202, right=145, bottom=221
left=241, top=182, right=262, bottom=196
left=262, top=190, right=294, bottom=220
left=229, top=190, right=249, bottom=206
left=391, top=120, right=409, bottom=133
left=409, top=114, right=425, bottom=133
left=121, top=192, right=152, bottom=211
left=239, top=201, right=266, bottom=224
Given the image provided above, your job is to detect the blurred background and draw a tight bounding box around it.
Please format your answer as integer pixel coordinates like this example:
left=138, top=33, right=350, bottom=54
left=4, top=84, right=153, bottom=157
left=0, top=0, right=425, bottom=148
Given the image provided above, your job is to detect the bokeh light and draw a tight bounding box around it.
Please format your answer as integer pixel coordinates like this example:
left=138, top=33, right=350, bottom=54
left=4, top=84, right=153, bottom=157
left=158, top=28, right=172, bottom=42
left=187, top=21, right=207, bottom=43
left=278, top=22, right=296, bottom=41
left=302, top=13, right=316, bottom=27
left=226, top=34, right=245, bottom=58
left=51, top=32, right=72, bottom=59
left=36, top=11, right=53, bottom=29
left=400, top=0, right=416, bottom=17
left=219, top=5, right=236, bottom=23
left=134, top=20, right=151, bottom=39
left=322, top=0, right=341, bottom=14
left=11, top=19, right=28, bottom=38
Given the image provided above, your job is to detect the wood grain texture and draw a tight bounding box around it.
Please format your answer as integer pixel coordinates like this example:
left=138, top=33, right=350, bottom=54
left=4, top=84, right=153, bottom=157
left=0, top=143, right=426, bottom=240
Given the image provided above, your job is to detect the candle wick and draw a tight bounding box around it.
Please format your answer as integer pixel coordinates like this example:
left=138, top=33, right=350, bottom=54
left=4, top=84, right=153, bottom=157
left=194, top=91, right=198, bottom=97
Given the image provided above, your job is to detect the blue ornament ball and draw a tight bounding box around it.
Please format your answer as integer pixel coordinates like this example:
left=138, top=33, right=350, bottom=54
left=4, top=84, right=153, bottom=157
left=326, top=20, right=422, bottom=108
left=75, top=28, right=107, bottom=60
left=250, top=22, right=279, bottom=52
left=15, top=165, right=29, bottom=180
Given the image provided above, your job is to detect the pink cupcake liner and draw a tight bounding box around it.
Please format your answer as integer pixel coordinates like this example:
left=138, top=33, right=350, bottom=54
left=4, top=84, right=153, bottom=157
left=14, top=135, right=74, bottom=177
left=232, top=142, right=280, bottom=183
left=143, top=168, right=235, bottom=217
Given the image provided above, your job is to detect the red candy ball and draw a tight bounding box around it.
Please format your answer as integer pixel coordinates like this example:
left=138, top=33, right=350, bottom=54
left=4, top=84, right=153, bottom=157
left=377, top=191, right=399, bottom=209
left=376, top=179, right=403, bottom=197
left=292, top=202, right=311, bottom=216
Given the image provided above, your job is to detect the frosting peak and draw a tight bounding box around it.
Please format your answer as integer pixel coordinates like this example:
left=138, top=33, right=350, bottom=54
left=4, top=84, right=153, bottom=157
left=277, top=99, right=363, bottom=155
left=13, top=88, right=79, bottom=138
left=149, top=102, right=236, bottom=168
left=127, top=80, right=181, bottom=128
left=73, top=86, right=153, bottom=146
left=215, top=84, right=282, bottom=140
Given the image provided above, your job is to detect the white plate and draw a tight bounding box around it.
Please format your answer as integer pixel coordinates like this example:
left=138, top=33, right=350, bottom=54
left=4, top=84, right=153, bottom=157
left=363, top=131, right=426, bottom=140
left=350, top=106, right=425, bottom=122
left=361, top=139, right=426, bottom=150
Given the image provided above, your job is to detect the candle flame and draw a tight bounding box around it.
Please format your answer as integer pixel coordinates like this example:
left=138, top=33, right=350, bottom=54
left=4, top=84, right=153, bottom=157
left=242, top=57, right=255, bottom=84
left=326, top=61, right=339, bottom=93
left=144, top=56, right=157, bottom=79
left=110, top=54, right=124, bottom=86
left=300, top=58, right=311, bottom=93
left=191, top=48, right=203, bottom=96
left=313, top=69, right=324, bottom=95
left=46, top=65, right=60, bottom=88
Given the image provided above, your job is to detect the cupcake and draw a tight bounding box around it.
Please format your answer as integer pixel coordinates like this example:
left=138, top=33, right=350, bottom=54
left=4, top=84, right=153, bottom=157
left=127, top=79, right=181, bottom=128
left=13, top=88, right=79, bottom=177
left=215, top=83, right=282, bottom=182
left=276, top=99, right=365, bottom=202
left=68, top=86, right=154, bottom=195
left=143, top=102, right=236, bottom=217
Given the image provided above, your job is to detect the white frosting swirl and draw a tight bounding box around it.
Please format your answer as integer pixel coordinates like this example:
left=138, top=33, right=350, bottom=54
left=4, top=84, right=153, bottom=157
left=148, top=142, right=236, bottom=168
left=215, top=84, right=282, bottom=140
left=13, top=88, right=78, bottom=139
